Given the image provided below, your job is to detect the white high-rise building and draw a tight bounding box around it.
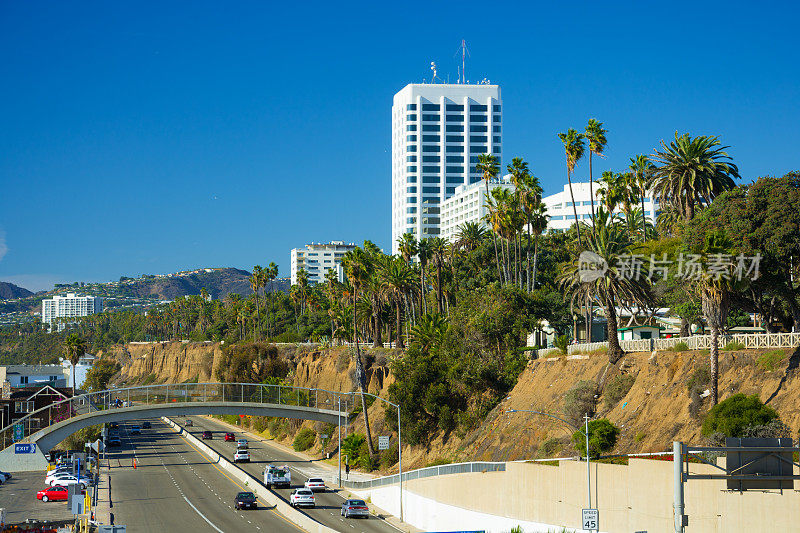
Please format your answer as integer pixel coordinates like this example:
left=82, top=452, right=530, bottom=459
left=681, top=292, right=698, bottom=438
left=543, top=182, right=660, bottom=232
left=391, top=83, right=502, bottom=254
left=290, top=241, right=356, bottom=285
left=41, top=293, right=103, bottom=330
left=441, top=175, right=515, bottom=242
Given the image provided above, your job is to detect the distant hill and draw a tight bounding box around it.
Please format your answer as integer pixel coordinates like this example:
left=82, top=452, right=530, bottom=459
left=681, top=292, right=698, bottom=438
left=0, top=282, right=33, bottom=300
left=123, top=268, right=290, bottom=300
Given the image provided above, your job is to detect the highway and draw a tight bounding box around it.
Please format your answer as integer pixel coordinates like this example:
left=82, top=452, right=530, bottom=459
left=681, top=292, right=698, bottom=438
left=105, top=418, right=300, bottom=532
left=184, top=416, right=401, bottom=533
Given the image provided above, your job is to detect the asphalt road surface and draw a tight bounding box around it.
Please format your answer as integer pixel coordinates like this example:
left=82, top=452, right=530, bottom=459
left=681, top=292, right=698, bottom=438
left=184, top=416, right=401, bottom=533
left=0, top=470, right=73, bottom=525
left=105, top=419, right=300, bottom=532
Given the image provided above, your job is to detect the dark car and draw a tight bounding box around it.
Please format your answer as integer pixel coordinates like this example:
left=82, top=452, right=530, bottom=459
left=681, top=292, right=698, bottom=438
left=142, top=421, right=151, bottom=429
left=235, top=491, right=257, bottom=510
left=185, top=419, right=193, bottom=427
left=202, top=431, right=213, bottom=440
left=106, top=435, right=122, bottom=446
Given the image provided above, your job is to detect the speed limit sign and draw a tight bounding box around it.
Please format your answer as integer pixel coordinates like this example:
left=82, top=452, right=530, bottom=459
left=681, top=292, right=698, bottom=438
left=582, top=508, right=599, bottom=530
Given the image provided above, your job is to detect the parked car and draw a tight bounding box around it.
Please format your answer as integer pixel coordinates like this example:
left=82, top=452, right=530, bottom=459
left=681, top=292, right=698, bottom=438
left=130, top=425, right=141, bottom=435
left=304, top=478, right=326, bottom=492
left=341, top=499, right=369, bottom=518
left=202, top=431, right=212, bottom=440
left=289, top=488, right=315, bottom=508
left=46, top=472, right=91, bottom=487
left=37, top=485, right=69, bottom=502
left=142, top=421, right=151, bottom=429
left=233, top=450, right=250, bottom=463
left=236, top=439, right=248, bottom=449
left=234, top=491, right=257, bottom=510
left=224, top=432, right=235, bottom=442
left=185, top=419, right=193, bottom=427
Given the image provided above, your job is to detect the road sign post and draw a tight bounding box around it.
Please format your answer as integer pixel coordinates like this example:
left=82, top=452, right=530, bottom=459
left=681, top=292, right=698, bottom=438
left=582, top=508, right=598, bottom=531
left=12, top=424, right=23, bottom=442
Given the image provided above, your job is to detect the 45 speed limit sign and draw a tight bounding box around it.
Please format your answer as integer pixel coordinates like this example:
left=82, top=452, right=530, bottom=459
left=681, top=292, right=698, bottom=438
left=582, top=508, right=599, bottom=530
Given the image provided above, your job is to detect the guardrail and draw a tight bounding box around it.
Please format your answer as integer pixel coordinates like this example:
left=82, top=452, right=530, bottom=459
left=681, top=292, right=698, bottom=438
left=0, top=382, right=352, bottom=451
left=342, top=461, right=506, bottom=490
left=553, top=332, right=800, bottom=357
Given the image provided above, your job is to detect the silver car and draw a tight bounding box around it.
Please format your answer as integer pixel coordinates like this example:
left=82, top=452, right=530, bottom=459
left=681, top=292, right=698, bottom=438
left=341, top=499, right=369, bottom=518
left=290, top=488, right=315, bottom=508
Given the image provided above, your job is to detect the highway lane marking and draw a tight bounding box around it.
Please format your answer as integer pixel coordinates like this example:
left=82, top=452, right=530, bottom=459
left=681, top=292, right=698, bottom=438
left=183, top=494, right=224, bottom=532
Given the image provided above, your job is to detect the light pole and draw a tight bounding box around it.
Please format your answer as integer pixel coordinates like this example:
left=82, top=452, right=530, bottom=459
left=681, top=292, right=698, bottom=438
left=505, top=408, right=594, bottom=530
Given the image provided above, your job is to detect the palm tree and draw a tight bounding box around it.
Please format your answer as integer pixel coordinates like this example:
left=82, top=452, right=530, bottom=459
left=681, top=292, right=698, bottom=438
left=558, top=215, right=653, bottom=363
left=417, top=238, right=432, bottom=314
left=585, top=119, right=608, bottom=228
left=528, top=200, right=549, bottom=290
left=558, top=129, right=586, bottom=245
left=250, top=265, right=263, bottom=340
left=428, top=237, right=447, bottom=313
left=518, top=172, right=543, bottom=291
left=397, top=233, right=418, bottom=265
left=63, top=333, right=87, bottom=396
left=379, top=257, right=415, bottom=349
left=410, top=313, right=449, bottom=353
left=476, top=154, right=503, bottom=281
left=455, top=222, right=487, bottom=253
left=629, top=155, right=656, bottom=241
left=597, top=171, right=624, bottom=215
left=341, top=248, right=376, bottom=457
left=650, top=132, right=740, bottom=221
left=698, top=231, right=736, bottom=405
left=265, top=262, right=279, bottom=337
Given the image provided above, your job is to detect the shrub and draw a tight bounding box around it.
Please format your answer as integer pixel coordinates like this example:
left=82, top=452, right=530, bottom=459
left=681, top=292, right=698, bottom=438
left=671, top=341, right=689, bottom=351
left=379, top=445, right=399, bottom=468
left=555, top=335, right=569, bottom=354
left=563, top=380, right=598, bottom=425
left=425, top=457, right=452, bottom=467
left=293, top=427, right=316, bottom=452
left=603, top=374, right=635, bottom=409
left=756, top=350, right=786, bottom=372
left=341, top=433, right=366, bottom=467
left=537, top=437, right=562, bottom=458
left=723, top=341, right=745, bottom=351
left=634, top=432, right=646, bottom=443
left=572, top=418, right=620, bottom=458
left=741, top=419, right=791, bottom=439
left=701, top=394, right=779, bottom=438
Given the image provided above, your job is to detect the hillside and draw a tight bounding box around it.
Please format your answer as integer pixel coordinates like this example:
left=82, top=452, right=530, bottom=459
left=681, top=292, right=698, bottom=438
left=0, top=281, right=33, bottom=300
left=104, top=341, right=800, bottom=472
left=121, top=268, right=289, bottom=300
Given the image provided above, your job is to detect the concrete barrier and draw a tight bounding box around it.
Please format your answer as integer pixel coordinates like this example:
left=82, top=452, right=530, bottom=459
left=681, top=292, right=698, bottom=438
left=162, top=417, right=338, bottom=533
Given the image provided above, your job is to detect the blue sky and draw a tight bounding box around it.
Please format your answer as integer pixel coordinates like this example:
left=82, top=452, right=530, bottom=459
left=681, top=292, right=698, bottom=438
left=1, top=0, right=798, bottom=290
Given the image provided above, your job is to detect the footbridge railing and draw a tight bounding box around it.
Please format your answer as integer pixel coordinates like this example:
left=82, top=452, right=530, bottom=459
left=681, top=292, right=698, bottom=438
left=0, top=382, right=352, bottom=450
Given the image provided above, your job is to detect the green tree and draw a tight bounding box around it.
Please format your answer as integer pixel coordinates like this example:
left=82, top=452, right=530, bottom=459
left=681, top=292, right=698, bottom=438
left=380, top=257, right=415, bottom=349
left=476, top=154, right=503, bottom=281
left=84, top=358, right=121, bottom=392
left=629, top=154, right=656, bottom=241
left=585, top=119, right=608, bottom=228
left=651, top=132, right=740, bottom=221
left=701, top=394, right=779, bottom=437
left=558, top=128, right=586, bottom=246
left=250, top=265, right=263, bottom=340
left=572, top=418, right=620, bottom=459
left=455, top=222, right=487, bottom=253
left=63, top=333, right=87, bottom=395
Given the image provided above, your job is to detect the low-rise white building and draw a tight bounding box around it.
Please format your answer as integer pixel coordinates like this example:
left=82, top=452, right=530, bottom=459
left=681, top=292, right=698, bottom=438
left=543, top=182, right=660, bottom=232
left=42, top=293, right=103, bottom=330
left=290, top=241, right=356, bottom=285
left=0, top=365, right=68, bottom=389
left=441, top=175, right=515, bottom=242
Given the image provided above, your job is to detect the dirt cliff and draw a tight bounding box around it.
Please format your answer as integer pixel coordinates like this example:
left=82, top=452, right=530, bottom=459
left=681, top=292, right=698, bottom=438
left=102, top=341, right=800, bottom=470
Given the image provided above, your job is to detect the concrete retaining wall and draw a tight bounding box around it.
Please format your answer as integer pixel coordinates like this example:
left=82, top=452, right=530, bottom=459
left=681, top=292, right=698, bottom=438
left=162, top=417, right=337, bottom=533
left=0, top=444, right=48, bottom=472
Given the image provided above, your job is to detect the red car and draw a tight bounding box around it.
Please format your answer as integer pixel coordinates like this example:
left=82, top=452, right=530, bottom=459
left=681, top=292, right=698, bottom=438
left=224, top=432, right=235, bottom=442
left=37, top=485, right=69, bottom=502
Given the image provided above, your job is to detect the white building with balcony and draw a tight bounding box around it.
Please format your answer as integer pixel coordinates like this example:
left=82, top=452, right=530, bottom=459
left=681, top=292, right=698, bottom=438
left=290, top=241, right=356, bottom=285
left=41, top=293, right=103, bottom=331
left=391, top=83, right=502, bottom=253
left=441, top=175, right=515, bottom=242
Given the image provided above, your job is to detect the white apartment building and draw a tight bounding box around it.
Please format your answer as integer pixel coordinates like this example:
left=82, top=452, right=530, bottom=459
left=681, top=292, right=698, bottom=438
left=290, top=241, right=356, bottom=285
left=41, top=293, right=103, bottom=329
left=0, top=365, right=68, bottom=389
left=441, top=175, right=515, bottom=242
left=543, top=182, right=660, bottom=232
left=391, top=83, right=502, bottom=254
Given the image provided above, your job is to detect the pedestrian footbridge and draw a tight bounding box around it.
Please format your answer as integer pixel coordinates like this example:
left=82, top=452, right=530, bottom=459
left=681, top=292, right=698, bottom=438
left=0, top=383, right=351, bottom=471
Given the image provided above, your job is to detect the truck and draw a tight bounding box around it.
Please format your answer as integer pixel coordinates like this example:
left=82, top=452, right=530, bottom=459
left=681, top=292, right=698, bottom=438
left=264, top=464, right=291, bottom=489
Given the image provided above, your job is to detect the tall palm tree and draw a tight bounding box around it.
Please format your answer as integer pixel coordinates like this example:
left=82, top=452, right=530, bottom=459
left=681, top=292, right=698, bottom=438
left=63, top=333, right=87, bottom=396
left=628, top=155, right=656, bottom=241
left=250, top=265, right=263, bottom=340
left=558, top=215, right=653, bottom=363
left=597, top=171, right=624, bottom=214
left=265, top=262, right=279, bottom=337
left=428, top=237, right=447, bottom=313
left=650, top=132, right=740, bottom=221
left=528, top=200, right=549, bottom=290
left=417, top=238, right=432, bottom=314
left=585, top=119, right=608, bottom=228
left=558, top=129, right=586, bottom=246
left=518, top=172, right=543, bottom=291
left=476, top=154, right=502, bottom=281
left=397, top=233, right=418, bottom=265
left=698, top=231, right=736, bottom=405
left=379, top=257, right=415, bottom=349
left=455, top=221, right=487, bottom=253
left=341, top=248, right=376, bottom=457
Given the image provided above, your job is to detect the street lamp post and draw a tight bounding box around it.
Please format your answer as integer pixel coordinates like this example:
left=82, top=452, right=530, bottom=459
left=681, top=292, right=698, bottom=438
left=506, top=408, right=594, bottom=531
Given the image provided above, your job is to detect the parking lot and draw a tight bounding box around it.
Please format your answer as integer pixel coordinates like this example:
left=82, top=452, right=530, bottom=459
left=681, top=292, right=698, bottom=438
left=0, top=471, right=74, bottom=525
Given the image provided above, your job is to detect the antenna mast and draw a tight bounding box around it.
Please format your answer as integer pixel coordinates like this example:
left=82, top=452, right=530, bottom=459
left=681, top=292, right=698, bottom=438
left=461, top=40, right=466, bottom=84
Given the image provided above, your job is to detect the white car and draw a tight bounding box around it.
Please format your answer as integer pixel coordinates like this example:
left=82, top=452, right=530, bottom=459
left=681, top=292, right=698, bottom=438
left=236, top=439, right=248, bottom=449
left=48, top=474, right=90, bottom=488
left=233, top=450, right=250, bottom=463
left=289, top=488, right=315, bottom=508
left=304, top=478, right=326, bottom=492
left=44, top=471, right=75, bottom=484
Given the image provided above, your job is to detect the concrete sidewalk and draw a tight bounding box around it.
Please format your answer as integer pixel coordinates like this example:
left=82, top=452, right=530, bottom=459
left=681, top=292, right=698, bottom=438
left=200, top=416, right=422, bottom=533
left=92, top=459, right=111, bottom=526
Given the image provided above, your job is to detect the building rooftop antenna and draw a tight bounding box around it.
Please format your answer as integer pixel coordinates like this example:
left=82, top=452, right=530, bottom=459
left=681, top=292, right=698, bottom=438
left=454, top=39, right=470, bottom=84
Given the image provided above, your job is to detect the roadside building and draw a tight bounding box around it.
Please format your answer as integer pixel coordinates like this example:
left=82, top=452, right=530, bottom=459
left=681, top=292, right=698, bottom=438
left=440, top=175, right=515, bottom=242
left=290, top=241, right=356, bottom=285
